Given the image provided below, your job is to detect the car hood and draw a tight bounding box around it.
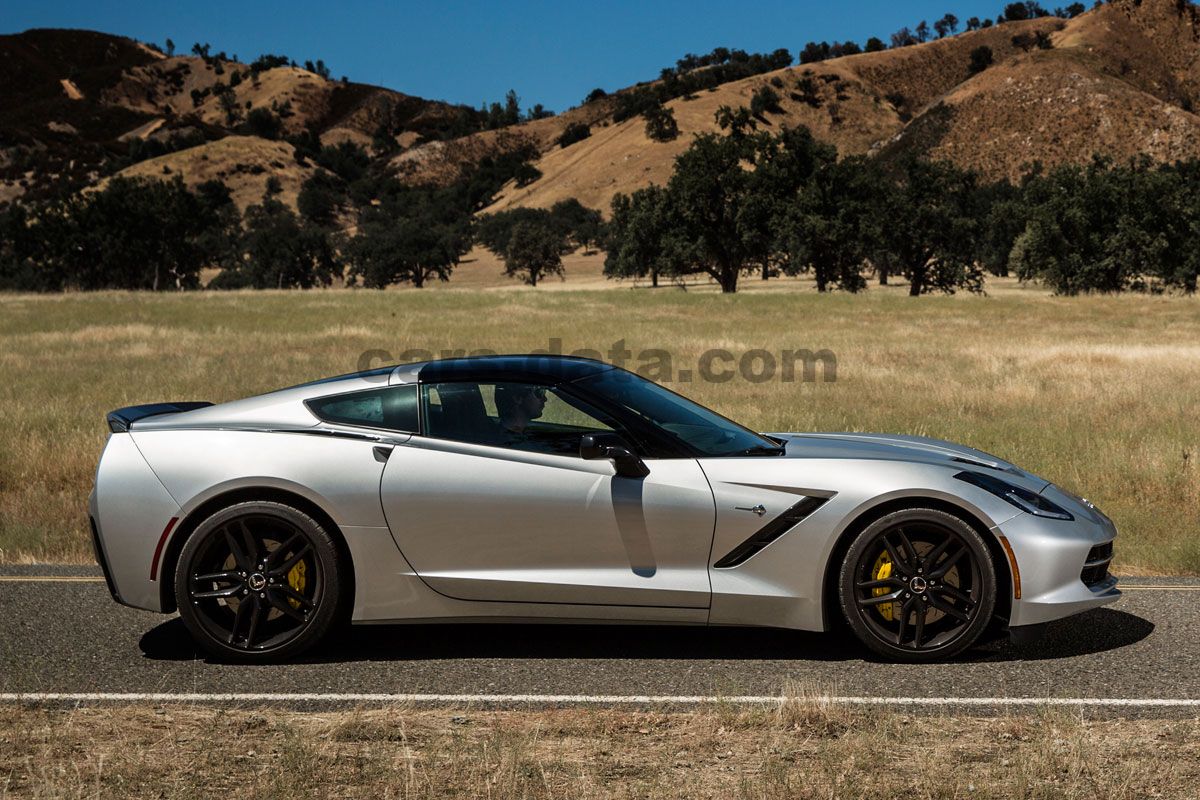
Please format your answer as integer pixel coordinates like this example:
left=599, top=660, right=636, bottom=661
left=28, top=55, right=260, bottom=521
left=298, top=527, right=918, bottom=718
left=769, top=432, right=1050, bottom=491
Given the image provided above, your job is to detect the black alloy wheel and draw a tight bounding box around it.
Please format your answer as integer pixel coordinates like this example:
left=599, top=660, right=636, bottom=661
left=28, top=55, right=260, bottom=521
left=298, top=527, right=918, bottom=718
left=174, top=501, right=345, bottom=662
left=839, top=508, right=996, bottom=662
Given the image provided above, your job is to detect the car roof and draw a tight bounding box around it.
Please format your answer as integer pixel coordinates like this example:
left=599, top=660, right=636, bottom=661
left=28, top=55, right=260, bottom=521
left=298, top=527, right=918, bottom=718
left=283, top=355, right=616, bottom=392
left=135, top=356, right=619, bottom=431
left=413, top=354, right=615, bottom=384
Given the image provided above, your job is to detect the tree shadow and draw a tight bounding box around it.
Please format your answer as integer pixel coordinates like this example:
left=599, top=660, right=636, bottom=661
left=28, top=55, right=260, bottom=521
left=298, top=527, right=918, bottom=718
left=139, top=607, right=1152, bottom=665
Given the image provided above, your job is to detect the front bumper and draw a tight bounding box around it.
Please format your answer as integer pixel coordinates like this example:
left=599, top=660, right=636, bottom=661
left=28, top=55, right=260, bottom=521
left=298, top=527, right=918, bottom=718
left=996, top=509, right=1120, bottom=627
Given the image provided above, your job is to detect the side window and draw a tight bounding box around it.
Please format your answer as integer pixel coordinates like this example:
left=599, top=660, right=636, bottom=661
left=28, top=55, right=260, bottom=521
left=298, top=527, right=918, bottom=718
left=307, top=385, right=419, bottom=432
left=422, top=381, right=616, bottom=455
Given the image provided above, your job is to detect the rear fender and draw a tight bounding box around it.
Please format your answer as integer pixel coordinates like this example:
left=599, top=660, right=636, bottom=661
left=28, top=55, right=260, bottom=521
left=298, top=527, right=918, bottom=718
left=91, top=434, right=181, bottom=611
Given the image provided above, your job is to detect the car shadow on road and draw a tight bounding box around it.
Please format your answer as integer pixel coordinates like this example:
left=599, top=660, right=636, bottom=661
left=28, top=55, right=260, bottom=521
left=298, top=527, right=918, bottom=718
left=139, top=607, right=1152, bottom=664
left=978, top=607, right=1155, bottom=663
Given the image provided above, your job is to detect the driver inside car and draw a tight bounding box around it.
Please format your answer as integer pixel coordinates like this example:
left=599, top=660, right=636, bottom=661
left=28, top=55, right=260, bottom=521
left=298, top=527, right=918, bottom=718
left=494, top=384, right=547, bottom=440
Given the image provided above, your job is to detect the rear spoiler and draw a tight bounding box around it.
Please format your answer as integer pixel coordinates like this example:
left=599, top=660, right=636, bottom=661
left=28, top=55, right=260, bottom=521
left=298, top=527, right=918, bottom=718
left=106, top=402, right=213, bottom=433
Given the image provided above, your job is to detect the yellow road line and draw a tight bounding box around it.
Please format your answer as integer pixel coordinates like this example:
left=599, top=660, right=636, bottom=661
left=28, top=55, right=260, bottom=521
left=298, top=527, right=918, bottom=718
left=0, top=576, right=105, bottom=582
left=1119, top=585, right=1200, bottom=591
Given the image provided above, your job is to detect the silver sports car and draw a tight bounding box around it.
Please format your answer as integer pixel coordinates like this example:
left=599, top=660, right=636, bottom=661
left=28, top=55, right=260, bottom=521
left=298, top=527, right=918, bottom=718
left=90, top=355, right=1119, bottom=662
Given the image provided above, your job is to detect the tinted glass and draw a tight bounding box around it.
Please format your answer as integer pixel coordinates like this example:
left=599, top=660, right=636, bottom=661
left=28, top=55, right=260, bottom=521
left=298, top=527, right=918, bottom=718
left=423, top=381, right=615, bottom=456
left=307, top=385, right=419, bottom=432
left=574, top=371, right=780, bottom=457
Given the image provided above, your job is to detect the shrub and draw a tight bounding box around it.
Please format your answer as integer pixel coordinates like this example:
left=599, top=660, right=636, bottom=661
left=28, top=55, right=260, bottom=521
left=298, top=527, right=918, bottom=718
left=315, top=141, right=370, bottom=183
left=750, top=85, right=783, bottom=116
left=643, top=104, right=679, bottom=142
left=799, top=41, right=831, bottom=64
left=935, top=13, right=959, bottom=37
left=243, top=107, right=283, bottom=140
left=513, top=162, right=542, bottom=187
left=557, top=121, right=591, bottom=148
left=969, top=45, right=995, bottom=74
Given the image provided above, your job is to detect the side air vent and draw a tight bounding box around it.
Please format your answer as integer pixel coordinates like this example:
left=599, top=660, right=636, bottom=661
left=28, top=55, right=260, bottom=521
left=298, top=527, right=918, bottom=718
left=713, top=496, right=828, bottom=568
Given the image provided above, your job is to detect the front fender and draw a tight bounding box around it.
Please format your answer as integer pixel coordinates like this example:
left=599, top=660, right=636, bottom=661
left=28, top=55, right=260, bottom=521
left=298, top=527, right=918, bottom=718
left=702, top=457, right=1020, bottom=631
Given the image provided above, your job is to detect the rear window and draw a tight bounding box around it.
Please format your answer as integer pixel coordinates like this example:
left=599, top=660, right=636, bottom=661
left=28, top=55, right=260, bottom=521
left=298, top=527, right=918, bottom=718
left=306, top=385, right=419, bottom=432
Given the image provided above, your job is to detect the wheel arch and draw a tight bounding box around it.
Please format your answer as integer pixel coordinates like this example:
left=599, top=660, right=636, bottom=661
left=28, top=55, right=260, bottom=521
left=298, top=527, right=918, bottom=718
left=820, top=495, right=1013, bottom=631
left=158, top=485, right=357, bottom=615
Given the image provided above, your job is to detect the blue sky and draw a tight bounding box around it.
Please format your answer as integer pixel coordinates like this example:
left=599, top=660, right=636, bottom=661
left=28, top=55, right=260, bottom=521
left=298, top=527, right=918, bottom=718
left=5, top=1, right=1007, bottom=112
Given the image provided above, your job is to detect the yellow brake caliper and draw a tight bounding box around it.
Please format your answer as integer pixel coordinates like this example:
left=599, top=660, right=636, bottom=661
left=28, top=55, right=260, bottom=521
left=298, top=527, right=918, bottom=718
left=871, top=552, right=895, bottom=622
left=287, top=559, right=307, bottom=610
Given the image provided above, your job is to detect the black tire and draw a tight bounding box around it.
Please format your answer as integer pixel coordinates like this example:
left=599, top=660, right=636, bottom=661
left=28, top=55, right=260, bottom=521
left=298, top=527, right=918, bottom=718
left=174, top=501, right=346, bottom=662
left=838, top=508, right=996, bottom=662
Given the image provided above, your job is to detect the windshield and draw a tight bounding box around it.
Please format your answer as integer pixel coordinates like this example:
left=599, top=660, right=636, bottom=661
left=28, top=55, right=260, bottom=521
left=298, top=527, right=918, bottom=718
left=575, top=370, right=782, bottom=457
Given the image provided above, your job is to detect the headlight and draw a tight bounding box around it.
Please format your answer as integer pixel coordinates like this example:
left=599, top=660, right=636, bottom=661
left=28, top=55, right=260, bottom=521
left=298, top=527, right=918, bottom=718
left=953, top=471, right=1074, bottom=521
left=1057, top=486, right=1110, bottom=522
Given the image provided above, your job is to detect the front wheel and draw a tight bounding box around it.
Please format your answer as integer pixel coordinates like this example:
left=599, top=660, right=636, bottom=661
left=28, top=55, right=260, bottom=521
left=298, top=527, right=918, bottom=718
left=838, top=508, right=996, bottom=662
left=174, top=501, right=346, bottom=662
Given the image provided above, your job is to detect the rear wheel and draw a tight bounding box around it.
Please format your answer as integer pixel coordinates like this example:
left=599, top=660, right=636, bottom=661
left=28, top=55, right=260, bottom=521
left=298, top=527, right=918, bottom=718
left=174, top=501, right=345, bottom=662
left=838, top=508, right=996, bottom=662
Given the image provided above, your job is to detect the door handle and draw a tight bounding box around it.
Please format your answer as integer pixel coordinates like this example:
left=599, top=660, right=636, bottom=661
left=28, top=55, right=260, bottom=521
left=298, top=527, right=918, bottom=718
left=373, top=446, right=393, bottom=463
left=735, top=504, right=767, bottom=517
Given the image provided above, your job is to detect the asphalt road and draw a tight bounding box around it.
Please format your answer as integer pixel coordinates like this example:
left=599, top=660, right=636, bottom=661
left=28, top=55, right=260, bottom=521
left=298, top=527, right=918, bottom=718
left=1, top=570, right=1196, bottom=714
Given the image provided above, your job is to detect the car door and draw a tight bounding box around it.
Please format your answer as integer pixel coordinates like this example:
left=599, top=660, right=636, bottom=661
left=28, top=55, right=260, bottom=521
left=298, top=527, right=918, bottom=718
left=378, top=379, right=716, bottom=608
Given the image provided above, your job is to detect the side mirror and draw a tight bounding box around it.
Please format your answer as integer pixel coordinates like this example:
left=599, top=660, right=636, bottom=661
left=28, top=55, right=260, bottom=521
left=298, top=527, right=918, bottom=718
left=580, top=433, right=650, bottom=478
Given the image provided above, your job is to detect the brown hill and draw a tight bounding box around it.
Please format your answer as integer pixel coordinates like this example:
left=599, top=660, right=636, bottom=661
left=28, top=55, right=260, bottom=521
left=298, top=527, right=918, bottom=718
left=0, top=28, right=463, bottom=207
left=886, top=49, right=1200, bottom=179
left=95, top=136, right=316, bottom=211
left=390, top=97, right=618, bottom=186
left=5, top=1, right=1200, bottom=218
left=0, top=29, right=161, bottom=201
left=103, top=55, right=464, bottom=145
left=879, top=0, right=1200, bottom=178
left=403, top=17, right=1070, bottom=213
left=460, top=0, right=1200, bottom=215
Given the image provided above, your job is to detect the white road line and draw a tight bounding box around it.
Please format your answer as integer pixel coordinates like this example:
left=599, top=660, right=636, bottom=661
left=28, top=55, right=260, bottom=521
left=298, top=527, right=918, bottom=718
left=1, top=693, right=1200, bottom=708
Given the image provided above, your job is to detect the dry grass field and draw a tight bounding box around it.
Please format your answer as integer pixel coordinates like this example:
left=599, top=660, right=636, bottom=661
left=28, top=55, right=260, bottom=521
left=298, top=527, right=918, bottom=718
left=1, top=279, right=1197, bottom=572
left=2, top=697, right=1198, bottom=798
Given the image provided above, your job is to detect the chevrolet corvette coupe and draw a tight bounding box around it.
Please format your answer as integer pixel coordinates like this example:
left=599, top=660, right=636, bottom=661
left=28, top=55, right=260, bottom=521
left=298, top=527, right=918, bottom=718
left=90, top=355, right=1119, bottom=662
